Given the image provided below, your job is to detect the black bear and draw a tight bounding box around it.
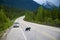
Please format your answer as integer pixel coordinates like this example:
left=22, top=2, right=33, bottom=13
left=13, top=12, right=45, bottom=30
left=25, top=27, right=31, bottom=31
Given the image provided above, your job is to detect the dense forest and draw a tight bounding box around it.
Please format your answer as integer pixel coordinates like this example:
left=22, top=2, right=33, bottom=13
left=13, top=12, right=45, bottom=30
left=0, top=5, right=25, bottom=39
left=25, top=5, right=60, bottom=27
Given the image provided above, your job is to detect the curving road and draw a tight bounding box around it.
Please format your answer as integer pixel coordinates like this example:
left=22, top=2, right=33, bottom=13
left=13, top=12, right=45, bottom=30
left=6, top=16, right=60, bottom=40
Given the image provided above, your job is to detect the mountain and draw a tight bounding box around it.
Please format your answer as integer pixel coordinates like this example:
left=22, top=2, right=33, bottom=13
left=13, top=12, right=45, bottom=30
left=1, top=0, right=40, bottom=11
left=42, top=1, right=57, bottom=9
left=1, top=0, right=59, bottom=11
left=0, top=0, right=2, bottom=5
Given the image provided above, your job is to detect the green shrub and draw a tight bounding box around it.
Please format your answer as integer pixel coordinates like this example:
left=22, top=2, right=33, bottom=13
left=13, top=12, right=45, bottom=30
left=54, top=19, right=60, bottom=27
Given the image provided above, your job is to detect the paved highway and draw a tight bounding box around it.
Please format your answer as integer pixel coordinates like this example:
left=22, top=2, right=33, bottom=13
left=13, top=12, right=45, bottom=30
left=6, top=16, right=60, bottom=40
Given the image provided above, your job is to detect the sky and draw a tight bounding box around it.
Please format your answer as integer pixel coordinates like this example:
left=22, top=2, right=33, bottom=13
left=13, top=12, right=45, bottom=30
left=33, top=0, right=60, bottom=7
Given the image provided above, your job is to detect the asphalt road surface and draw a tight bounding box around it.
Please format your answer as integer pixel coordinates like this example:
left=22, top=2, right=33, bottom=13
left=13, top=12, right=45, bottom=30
left=6, top=16, right=60, bottom=40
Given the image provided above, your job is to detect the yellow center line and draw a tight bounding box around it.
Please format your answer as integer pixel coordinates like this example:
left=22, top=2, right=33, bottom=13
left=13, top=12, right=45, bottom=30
left=33, top=28, right=56, bottom=40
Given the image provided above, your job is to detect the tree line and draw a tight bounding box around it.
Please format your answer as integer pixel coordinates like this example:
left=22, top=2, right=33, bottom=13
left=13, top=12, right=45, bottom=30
left=25, top=5, right=60, bottom=27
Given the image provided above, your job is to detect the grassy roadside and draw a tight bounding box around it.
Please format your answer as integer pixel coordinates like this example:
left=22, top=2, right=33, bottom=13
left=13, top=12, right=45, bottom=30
left=0, top=19, right=14, bottom=39
left=0, top=22, right=12, bottom=39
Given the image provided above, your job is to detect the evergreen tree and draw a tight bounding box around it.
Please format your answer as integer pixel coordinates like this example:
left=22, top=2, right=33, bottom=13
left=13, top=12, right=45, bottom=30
left=52, top=8, right=59, bottom=20
left=25, top=11, right=35, bottom=21
left=35, top=6, right=44, bottom=22
left=0, top=9, right=9, bottom=23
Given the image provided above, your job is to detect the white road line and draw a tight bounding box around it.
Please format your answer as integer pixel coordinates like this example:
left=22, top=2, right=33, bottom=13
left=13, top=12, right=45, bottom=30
left=20, top=26, right=27, bottom=40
